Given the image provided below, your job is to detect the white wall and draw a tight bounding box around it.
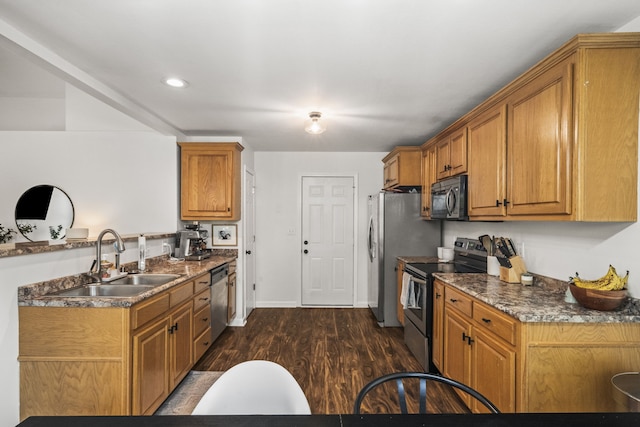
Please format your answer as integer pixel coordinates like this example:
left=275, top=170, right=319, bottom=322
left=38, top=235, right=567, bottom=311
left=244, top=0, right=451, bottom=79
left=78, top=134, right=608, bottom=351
left=254, top=151, right=384, bottom=307
left=443, top=221, right=640, bottom=297
left=0, top=92, right=178, bottom=427
left=0, top=131, right=177, bottom=238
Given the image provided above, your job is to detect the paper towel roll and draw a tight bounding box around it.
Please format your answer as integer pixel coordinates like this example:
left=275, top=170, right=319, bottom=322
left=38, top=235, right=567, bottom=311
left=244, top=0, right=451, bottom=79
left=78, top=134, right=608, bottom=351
left=138, top=234, right=146, bottom=271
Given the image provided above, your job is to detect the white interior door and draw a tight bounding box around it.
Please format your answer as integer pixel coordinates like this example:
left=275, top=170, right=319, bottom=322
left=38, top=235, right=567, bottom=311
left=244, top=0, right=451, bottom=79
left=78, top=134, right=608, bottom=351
left=301, top=176, right=354, bottom=306
left=244, top=168, right=256, bottom=318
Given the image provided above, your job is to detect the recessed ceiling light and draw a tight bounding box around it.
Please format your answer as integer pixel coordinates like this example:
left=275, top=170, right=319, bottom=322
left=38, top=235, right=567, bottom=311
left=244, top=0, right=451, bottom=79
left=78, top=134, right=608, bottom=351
left=163, top=77, right=189, bottom=88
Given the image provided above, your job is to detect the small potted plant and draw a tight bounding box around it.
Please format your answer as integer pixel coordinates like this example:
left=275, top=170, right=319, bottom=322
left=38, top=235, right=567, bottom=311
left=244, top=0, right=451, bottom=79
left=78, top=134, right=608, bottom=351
left=0, top=224, right=17, bottom=244
left=0, top=223, right=38, bottom=244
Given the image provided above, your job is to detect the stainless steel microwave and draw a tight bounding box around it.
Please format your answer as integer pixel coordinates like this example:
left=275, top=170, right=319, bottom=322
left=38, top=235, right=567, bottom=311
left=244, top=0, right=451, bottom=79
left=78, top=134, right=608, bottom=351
left=431, top=175, right=468, bottom=220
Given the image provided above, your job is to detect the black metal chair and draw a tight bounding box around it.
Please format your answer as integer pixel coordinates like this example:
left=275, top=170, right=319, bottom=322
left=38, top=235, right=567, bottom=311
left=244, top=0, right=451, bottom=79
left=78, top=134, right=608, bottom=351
left=353, top=372, right=500, bottom=414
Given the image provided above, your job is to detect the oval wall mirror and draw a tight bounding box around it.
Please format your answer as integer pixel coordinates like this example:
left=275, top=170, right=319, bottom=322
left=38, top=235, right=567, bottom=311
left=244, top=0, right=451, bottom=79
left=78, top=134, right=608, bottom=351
left=14, top=185, right=75, bottom=241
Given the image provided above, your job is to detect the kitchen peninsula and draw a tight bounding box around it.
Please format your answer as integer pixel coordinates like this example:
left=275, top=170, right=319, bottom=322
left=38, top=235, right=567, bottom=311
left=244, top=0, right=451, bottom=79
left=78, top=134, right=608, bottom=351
left=17, top=253, right=236, bottom=420
left=433, top=272, right=640, bottom=413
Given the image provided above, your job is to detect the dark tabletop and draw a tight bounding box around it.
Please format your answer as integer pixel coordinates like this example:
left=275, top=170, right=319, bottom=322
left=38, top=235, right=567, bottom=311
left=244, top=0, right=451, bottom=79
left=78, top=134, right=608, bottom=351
left=16, top=413, right=640, bottom=427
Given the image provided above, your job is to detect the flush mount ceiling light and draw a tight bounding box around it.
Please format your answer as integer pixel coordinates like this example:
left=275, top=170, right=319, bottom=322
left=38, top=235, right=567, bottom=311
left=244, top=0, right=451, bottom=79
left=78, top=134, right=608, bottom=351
left=304, top=111, right=327, bottom=134
left=162, top=77, right=189, bottom=88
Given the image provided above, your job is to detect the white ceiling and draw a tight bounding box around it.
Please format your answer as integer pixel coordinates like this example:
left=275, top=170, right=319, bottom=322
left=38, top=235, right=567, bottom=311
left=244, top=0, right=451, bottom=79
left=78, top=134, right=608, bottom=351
left=1, top=0, right=640, bottom=152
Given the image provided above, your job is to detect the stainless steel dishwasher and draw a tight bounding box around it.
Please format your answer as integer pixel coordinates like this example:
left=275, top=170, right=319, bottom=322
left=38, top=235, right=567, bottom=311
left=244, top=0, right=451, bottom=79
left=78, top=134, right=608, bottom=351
left=209, top=263, right=229, bottom=342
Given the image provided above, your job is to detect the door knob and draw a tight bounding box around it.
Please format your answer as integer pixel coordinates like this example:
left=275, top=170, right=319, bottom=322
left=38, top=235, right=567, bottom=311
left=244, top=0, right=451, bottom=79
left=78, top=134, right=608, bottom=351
left=303, top=249, right=308, bottom=254
left=246, top=250, right=252, bottom=254
left=304, top=240, right=308, bottom=245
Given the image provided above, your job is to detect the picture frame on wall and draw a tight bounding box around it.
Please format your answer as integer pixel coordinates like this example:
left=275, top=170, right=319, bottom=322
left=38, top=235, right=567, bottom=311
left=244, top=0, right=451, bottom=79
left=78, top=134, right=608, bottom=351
left=212, top=224, right=237, bottom=246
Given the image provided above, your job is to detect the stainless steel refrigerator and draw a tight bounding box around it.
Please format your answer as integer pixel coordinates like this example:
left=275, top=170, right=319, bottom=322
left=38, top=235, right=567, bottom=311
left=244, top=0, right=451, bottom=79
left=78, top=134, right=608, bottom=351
left=367, top=192, right=441, bottom=327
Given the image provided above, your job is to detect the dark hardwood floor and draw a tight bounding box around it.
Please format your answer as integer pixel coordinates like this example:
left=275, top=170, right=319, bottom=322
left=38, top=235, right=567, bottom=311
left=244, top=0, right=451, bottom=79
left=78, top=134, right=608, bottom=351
left=193, top=307, right=468, bottom=414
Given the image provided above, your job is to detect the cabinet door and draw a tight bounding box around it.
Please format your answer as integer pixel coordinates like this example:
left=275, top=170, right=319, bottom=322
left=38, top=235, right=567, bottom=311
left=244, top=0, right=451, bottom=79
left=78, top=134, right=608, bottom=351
left=443, top=309, right=472, bottom=407
left=227, top=272, right=236, bottom=323
left=383, top=154, right=399, bottom=189
left=507, top=57, right=573, bottom=216
left=436, top=129, right=467, bottom=180
left=471, top=327, right=516, bottom=413
left=448, top=128, right=468, bottom=176
left=420, top=145, right=437, bottom=218
left=180, top=143, right=243, bottom=221
left=169, top=302, right=193, bottom=389
left=181, top=148, right=233, bottom=219
left=467, top=105, right=507, bottom=217
left=431, top=280, right=445, bottom=370
left=132, top=316, right=170, bottom=415
left=436, top=137, right=451, bottom=180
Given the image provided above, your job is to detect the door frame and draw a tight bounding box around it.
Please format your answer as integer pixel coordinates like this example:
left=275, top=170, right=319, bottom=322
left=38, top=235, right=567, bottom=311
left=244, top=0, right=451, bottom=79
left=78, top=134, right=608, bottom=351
left=298, top=173, right=359, bottom=307
left=243, top=165, right=256, bottom=322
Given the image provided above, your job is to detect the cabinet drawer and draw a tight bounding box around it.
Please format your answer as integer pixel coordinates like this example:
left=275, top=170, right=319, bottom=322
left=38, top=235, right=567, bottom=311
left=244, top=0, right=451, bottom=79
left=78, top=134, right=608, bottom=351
left=132, top=293, right=170, bottom=330
left=445, top=287, right=473, bottom=317
left=193, top=304, right=211, bottom=337
left=473, top=303, right=517, bottom=345
left=194, top=288, right=211, bottom=311
left=170, top=281, right=194, bottom=308
left=193, top=273, right=212, bottom=294
left=194, top=327, right=212, bottom=362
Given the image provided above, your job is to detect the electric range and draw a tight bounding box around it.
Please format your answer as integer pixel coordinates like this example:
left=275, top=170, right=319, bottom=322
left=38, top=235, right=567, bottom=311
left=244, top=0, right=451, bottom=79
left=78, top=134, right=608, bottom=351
left=403, top=237, right=487, bottom=372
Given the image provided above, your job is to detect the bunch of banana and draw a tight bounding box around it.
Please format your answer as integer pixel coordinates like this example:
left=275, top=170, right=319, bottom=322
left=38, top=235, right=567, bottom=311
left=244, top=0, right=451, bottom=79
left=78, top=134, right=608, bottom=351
left=569, top=265, right=629, bottom=291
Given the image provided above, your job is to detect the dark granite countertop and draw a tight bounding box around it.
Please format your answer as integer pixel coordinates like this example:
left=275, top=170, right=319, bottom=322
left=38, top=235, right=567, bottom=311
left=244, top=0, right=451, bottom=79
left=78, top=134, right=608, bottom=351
left=1, top=232, right=176, bottom=259
left=15, top=413, right=640, bottom=427
left=396, top=255, right=440, bottom=264
left=433, top=272, right=640, bottom=323
left=18, top=252, right=236, bottom=308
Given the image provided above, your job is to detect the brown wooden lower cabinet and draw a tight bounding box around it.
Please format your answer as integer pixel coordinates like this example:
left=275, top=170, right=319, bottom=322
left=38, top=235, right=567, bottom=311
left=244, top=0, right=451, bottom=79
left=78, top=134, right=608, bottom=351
left=18, top=272, right=214, bottom=420
left=132, top=315, right=171, bottom=415
left=443, top=307, right=474, bottom=407
left=19, top=307, right=130, bottom=418
left=168, top=301, right=194, bottom=391
left=436, top=278, right=640, bottom=413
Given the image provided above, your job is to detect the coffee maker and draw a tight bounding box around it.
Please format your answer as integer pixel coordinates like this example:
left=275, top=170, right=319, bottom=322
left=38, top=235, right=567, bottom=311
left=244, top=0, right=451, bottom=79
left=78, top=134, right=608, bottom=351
left=175, top=224, right=211, bottom=260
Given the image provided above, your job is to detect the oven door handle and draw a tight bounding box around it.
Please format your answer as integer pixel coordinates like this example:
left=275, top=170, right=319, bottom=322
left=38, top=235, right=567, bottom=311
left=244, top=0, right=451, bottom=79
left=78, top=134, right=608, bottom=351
left=409, top=276, right=427, bottom=285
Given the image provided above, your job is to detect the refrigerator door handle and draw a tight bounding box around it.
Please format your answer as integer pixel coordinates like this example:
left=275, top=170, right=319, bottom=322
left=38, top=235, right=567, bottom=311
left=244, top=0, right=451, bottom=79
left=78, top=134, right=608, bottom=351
left=367, top=216, right=376, bottom=261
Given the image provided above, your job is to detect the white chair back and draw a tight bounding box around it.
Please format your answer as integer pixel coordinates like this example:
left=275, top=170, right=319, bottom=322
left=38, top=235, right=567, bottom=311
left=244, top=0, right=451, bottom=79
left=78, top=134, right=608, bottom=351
left=191, top=360, right=311, bottom=415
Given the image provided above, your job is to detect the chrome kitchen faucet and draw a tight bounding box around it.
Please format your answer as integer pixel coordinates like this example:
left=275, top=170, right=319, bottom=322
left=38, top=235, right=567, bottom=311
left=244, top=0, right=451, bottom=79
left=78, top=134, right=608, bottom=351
left=89, top=228, right=126, bottom=282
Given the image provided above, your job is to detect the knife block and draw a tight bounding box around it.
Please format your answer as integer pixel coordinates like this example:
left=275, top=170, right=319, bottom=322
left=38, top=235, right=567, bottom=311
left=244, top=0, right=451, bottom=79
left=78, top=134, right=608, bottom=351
left=499, top=256, right=527, bottom=283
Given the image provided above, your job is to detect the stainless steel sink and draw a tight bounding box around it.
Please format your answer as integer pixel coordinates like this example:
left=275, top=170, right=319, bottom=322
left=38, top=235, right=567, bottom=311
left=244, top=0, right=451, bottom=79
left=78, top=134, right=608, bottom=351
left=49, top=274, right=181, bottom=298
left=109, top=273, right=181, bottom=286
left=55, top=284, right=155, bottom=297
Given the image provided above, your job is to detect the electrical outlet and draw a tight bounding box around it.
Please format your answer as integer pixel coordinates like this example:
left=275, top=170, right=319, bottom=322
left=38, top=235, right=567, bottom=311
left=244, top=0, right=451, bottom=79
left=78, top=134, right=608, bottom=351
left=516, top=242, right=525, bottom=258
left=287, top=227, right=296, bottom=235
left=162, top=242, right=171, bottom=254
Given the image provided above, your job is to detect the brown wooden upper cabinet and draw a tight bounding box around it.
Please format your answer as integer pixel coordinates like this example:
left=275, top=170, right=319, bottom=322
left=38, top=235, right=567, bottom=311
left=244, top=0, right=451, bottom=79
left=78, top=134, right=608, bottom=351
left=506, top=57, right=573, bottom=218
left=382, top=146, right=421, bottom=189
left=469, top=59, right=573, bottom=219
left=445, top=33, right=638, bottom=221
left=420, top=142, right=437, bottom=218
left=179, top=142, right=244, bottom=221
left=436, top=127, right=467, bottom=180
left=467, top=105, right=508, bottom=218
